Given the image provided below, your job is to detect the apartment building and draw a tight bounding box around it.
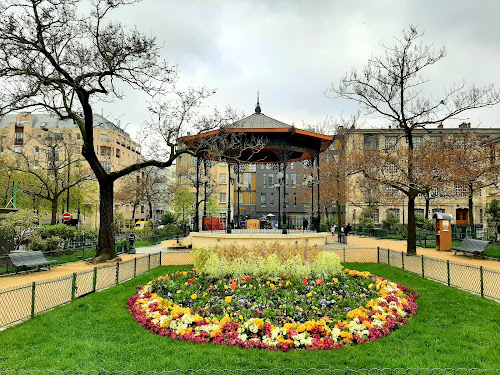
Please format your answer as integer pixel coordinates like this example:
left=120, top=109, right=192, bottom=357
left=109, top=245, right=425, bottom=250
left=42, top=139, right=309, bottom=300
left=338, top=123, right=500, bottom=228
left=0, top=112, right=143, bottom=226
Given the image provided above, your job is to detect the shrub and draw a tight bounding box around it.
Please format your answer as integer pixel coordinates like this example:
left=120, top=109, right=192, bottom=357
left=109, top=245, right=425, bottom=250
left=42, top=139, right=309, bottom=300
left=46, top=236, right=62, bottom=251
left=194, top=242, right=341, bottom=279
left=29, top=236, right=48, bottom=251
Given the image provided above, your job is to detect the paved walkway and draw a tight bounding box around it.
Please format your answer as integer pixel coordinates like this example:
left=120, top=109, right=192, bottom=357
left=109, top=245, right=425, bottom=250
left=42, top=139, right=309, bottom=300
left=1, top=236, right=498, bottom=291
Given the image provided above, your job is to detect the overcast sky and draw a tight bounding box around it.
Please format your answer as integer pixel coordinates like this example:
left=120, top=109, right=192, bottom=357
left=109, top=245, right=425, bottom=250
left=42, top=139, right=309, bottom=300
left=99, top=0, right=500, bottom=137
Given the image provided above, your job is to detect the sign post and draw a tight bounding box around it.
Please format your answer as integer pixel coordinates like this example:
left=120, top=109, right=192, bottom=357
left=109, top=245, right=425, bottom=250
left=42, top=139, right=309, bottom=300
left=62, top=212, right=72, bottom=222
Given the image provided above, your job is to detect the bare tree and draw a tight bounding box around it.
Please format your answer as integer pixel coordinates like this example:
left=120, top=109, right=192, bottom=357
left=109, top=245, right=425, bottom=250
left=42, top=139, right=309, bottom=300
left=2, top=130, right=92, bottom=223
left=328, top=25, right=500, bottom=255
left=0, top=1, right=243, bottom=261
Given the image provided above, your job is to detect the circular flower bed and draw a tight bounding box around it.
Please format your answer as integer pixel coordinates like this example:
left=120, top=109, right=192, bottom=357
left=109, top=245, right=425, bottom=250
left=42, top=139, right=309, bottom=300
left=127, top=268, right=419, bottom=351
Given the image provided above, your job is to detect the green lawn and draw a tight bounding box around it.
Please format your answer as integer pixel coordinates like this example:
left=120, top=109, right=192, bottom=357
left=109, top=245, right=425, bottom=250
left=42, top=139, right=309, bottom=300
left=0, top=264, right=499, bottom=371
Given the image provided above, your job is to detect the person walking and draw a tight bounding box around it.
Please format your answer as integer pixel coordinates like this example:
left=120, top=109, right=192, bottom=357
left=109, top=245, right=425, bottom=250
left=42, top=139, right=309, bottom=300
left=331, top=224, right=336, bottom=237
left=345, top=223, right=352, bottom=236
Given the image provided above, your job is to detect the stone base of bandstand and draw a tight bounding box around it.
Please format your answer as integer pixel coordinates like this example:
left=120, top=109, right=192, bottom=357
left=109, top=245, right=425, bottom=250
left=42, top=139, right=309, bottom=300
left=180, top=231, right=328, bottom=250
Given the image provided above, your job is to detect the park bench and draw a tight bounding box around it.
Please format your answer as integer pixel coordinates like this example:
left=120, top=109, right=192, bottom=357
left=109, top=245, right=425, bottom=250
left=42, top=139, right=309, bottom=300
left=451, top=238, right=490, bottom=258
left=8, top=251, right=57, bottom=273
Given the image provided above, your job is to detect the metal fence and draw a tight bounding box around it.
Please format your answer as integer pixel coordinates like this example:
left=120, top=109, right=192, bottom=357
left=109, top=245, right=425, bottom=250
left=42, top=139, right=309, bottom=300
left=0, top=251, right=193, bottom=328
left=0, top=369, right=498, bottom=375
left=1, top=247, right=498, bottom=330
left=330, top=247, right=500, bottom=301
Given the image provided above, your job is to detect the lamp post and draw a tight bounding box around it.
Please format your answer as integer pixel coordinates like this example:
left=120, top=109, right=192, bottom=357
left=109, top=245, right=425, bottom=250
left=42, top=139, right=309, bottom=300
left=227, top=170, right=237, bottom=233
left=303, top=174, right=314, bottom=231
left=274, top=171, right=284, bottom=233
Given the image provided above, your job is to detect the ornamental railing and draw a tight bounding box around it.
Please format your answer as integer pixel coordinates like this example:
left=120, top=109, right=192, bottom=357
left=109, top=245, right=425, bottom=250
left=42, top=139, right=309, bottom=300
left=0, top=369, right=498, bottom=374
left=0, top=248, right=498, bottom=330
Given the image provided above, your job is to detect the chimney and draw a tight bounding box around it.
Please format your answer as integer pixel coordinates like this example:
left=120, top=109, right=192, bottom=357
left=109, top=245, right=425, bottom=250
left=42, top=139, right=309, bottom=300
left=438, top=124, right=444, bottom=129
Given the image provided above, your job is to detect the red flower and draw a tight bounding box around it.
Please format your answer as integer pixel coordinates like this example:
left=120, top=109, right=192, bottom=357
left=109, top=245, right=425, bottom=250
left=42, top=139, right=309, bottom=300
left=315, top=279, right=324, bottom=285
left=188, top=278, right=195, bottom=284
left=302, top=279, right=308, bottom=286
left=208, top=286, right=214, bottom=290
left=245, top=276, right=251, bottom=281
left=231, top=282, right=237, bottom=290
left=241, top=278, right=246, bottom=282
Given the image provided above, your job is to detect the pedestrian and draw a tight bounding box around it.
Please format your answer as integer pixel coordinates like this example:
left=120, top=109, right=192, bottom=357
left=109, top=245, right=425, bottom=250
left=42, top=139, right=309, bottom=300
left=345, top=223, right=352, bottom=236
left=331, top=224, right=336, bottom=236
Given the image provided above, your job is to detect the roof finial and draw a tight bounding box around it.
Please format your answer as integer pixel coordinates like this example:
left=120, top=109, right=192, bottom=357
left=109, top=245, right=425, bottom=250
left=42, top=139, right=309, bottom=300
left=255, top=91, right=261, bottom=114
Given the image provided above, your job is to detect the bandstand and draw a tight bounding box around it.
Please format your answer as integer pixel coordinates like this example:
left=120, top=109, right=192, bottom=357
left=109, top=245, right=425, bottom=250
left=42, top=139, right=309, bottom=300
left=180, top=98, right=333, bottom=245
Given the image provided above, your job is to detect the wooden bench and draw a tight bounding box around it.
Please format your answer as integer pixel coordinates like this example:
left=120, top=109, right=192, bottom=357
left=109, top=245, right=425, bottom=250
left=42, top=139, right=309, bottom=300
left=451, top=238, right=490, bottom=258
left=8, top=251, right=58, bottom=273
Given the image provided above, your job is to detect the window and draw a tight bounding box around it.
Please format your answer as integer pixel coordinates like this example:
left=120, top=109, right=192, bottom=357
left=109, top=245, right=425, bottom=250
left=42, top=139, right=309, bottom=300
left=220, top=162, right=227, bottom=167
left=101, top=161, right=111, bottom=173
left=432, top=208, right=445, bottom=214
left=266, top=164, right=271, bottom=169
left=178, top=155, right=182, bottom=167
left=413, top=136, right=423, bottom=150
left=76, top=133, right=81, bottom=140
left=238, top=191, right=243, bottom=204
left=414, top=208, right=425, bottom=216
left=294, top=193, right=297, bottom=207
left=220, top=173, right=227, bottom=184
left=126, top=205, right=129, bottom=213
left=430, top=135, right=441, bottom=143
left=55, top=133, right=63, bottom=140
left=385, top=136, right=397, bottom=150
left=141, top=205, right=145, bottom=213
left=260, top=193, right=266, bottom=207
left=479, top=208, right=484, bottom=223
left=100, top=133, right=108, bottom=142
left=47, top=148, right=59, bottom=161
left=290, top=174, right=297, bottom=187
left=387, top=208, right=400, bottom=221
left=455, top=184, right=468, bottom=197
left=248, top=164, right=256, bottom=172
left=100, top=146, right=111, bottom=157
left=385, top=164, right=398, bottom=174
left=290, top=162, right=294, bottom=170
left=386, top=185, right=399, bottom=196
left=248, top=193, right=252, bottom=204
left=285, top=193, right=289, bottom=208
left=34, top=146, right=39, bottom=153
left=14, top=132, right=24, bottom=145
left=364, top=134, right=378, bottom=151
left=268, top=174, right=274, bottom=187
left=373, top=209, right=379, bottom=224
left=285, top=174, right=289, bottom=187
left=270, top=193, right=274, bottom=207
left=116, top=149, right=121, bottom=158
left=191, top=156, right=196, bottom=166
left=243, top=173, right=251, bottom=190
left=219, top=193, right=226, bottom=203
left=263, top=174, right=267, bottom=188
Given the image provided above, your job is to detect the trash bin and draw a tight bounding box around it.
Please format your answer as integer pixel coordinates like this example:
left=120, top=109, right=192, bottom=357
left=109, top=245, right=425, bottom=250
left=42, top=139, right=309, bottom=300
left=432, top=213, right=453, bottom=251
left=128, top=232, right=136, bottom=254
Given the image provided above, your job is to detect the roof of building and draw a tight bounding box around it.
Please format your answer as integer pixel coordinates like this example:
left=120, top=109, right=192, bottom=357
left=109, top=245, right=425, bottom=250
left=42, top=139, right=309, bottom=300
left=0, top=113, right=131, bottom=137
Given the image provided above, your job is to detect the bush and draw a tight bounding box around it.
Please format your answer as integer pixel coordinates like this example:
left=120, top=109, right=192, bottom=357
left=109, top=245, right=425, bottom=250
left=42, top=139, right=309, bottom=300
left=358, top=215, right=374, bottom=229
left=46, top=236, right=62, bottom=251
left=194, top=242, right=342, bottom=280
left=29, top=236, right=48, bottom=251
left=37, top=224, right=76, bottom=240
left=161, top=212, right=177, bottom=225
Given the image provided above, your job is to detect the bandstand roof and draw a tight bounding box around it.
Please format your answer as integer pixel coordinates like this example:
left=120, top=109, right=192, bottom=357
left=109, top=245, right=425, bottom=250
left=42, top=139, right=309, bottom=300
left=181, top=101, right=333, bottom=163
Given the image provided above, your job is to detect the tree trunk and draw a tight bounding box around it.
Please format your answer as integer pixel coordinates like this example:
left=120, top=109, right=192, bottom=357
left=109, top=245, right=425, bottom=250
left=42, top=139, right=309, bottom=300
left=407, top=194, right=417, bottom=255
left=51, top=197, right=58, bottom=224
left=468, top=194, right=474, bottom=225
left=425, top=193, right=430, bottom=220
left=96, top=179, right=116, bottom=261
left=148, top=201, right=153, bottom=221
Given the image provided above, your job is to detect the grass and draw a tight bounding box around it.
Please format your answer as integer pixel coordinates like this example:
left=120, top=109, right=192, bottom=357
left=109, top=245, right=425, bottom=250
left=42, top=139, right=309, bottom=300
left=484, top=243, right=500, bottom=259
left=0, top=264, right=499, bottom=370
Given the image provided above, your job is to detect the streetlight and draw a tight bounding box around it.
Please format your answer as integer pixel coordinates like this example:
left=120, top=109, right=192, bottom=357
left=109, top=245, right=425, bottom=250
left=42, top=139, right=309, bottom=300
left=302, top=174, right=314, bottom=231
left=274, top=171, right=284, bottom=233
left=42, top=126, right=70, bottom=213
left=226, top=170, right=237, bottom=233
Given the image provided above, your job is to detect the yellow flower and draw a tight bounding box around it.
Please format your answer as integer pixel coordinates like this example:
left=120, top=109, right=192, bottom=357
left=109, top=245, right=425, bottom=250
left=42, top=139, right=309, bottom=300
left=225, top=296, right=232, bottom=303
left=224, top=285, right=228, bottom=290
left=182, top=271, right=187, bottom=276
left=191, top=294, right=197, bottom=300
left=184, top=282, right=188, bottom=286
left=202, top=292, right=207, bottom=297
left=269, top=284, right=275, bottom=289
left=306, top=292, right=312, bottom=298
left=176, top=290, right=181, bottom=294
left=333, top=278, right=339, bottom=283
left=368, top=284, right=373, bottom=289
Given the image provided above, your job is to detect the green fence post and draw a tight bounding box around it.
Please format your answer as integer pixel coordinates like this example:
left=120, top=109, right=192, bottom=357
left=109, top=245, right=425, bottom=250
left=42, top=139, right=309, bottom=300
left=93, top=267, right=98, bottom=292
left=31, top=282, right=36, bottom=318
left=160, top=251, right=162, bottom=266
left=401, top=251, right=404, bottom=270
left=421, top=255, right=425, bottom=277
left=116, top=262, right=120, bottom=285
left=71, top=273, right=77, bottom=301
left=134, top=257, right=137, bottom=278
left=148, top=254, right=151, bottom=270
left=388, top=250, right=391, bottom=267
left=377, top=247, right=380, bottom=263
left=480, top=266, right=484, bottom=297
left=447, top=260, right=450, bottom=286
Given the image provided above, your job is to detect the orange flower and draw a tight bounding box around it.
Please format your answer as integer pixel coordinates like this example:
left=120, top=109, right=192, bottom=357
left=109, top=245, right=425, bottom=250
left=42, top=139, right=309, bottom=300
left=231, top=282, right=237, bottom=290
left=315, top=279, right=324, bottom=285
